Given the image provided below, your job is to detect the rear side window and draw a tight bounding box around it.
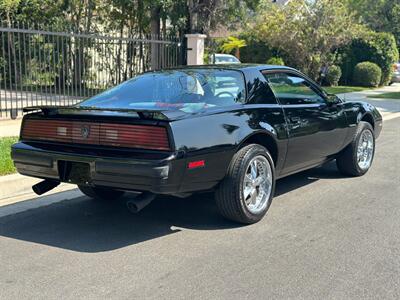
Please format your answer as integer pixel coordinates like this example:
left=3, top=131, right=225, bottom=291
left=263, top=72, right=325, bottom=105
left=78, top=69, right=246, bottom=113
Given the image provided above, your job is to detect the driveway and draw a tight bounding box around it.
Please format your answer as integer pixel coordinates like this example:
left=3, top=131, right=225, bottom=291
left=338, top=83, right=400, bottom=116
left=0, top=115, right=399, bottom=298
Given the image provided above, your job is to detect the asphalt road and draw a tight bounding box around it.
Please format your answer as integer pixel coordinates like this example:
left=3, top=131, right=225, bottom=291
left=0, top=118, right=399, bottom=299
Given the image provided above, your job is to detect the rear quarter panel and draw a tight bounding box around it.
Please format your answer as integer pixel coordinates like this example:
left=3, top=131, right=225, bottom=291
left=170, top=106, right=288, bottom=193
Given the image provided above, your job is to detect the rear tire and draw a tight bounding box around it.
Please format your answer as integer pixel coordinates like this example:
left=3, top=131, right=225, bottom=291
left=78, top=185, right=125, bottom=200
left=336, top=121, right=375, bottom=176
left=215, top=144, right=275, bottom=224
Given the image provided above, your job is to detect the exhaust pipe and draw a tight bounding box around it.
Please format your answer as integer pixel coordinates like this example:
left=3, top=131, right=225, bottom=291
left=126, top=192, right=156, bottom=213
left=32, top=180, right=60, bottom=195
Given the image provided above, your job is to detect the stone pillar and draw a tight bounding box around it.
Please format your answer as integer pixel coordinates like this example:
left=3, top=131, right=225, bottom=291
left=185, top=34, right=207, bottom=65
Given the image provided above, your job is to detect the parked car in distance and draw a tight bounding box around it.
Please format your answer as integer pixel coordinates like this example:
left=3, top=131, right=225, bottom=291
left=12, top=65, right=382, bottom=224
left=391, top=62, right=400, bottom=84
left=210, top=53, right=240, bottom=64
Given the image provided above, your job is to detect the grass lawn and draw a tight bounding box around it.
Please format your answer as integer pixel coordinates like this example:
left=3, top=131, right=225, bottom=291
left=0, top=137, right=18, bottom=176
left=324, top=86, right=371, bottom=94
left=367, top=92, right=400, bottom=99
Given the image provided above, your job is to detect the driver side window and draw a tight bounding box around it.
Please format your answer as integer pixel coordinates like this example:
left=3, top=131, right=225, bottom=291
left=263, top=72, right=325, bottom=105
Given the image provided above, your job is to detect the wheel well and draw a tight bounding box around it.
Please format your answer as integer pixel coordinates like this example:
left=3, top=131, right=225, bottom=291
left=240, top=133, right=278, bottom=165
left=361, top=113, right=374, bottom=129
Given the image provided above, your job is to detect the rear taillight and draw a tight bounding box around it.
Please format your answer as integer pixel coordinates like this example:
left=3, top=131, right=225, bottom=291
left=99, top=123, right=170, bottom=150
left=22, top=120, right=73, bottom=142
left=21, top=119, right=170, bottom=151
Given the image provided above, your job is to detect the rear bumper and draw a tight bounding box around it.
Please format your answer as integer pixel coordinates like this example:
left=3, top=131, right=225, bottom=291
left=11, top=142, right=186, bottom=194
left=391, top=74, right=400, bottom=83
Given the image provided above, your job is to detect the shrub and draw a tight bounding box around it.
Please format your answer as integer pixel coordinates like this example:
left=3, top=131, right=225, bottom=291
left=266, top=57, right=285, bottom=66
left=203, top=50, right=210, bottom=64
left=0, top=137, right=18, bottom=175
left=339, top=32, right=399, bottom=85
left=238, top=32, right=279, bottom=63
left=326, top=65, right=342, bottom=86
left=353, top=62, right=382, bottom=87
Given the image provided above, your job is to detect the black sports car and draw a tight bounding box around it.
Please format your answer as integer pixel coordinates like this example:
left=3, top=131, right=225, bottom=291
left=12, top=65, right=382, bottom=224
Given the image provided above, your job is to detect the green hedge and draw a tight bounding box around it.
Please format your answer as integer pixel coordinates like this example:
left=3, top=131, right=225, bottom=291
left=238, top=32, right=280, bottom=64
left=339, top=32, right=399, bottom=86
left=326, top=65, right=342, bottom=86
left=266, top=57, right=285, bottom=66
left=353, top=62, right=382, bottom=87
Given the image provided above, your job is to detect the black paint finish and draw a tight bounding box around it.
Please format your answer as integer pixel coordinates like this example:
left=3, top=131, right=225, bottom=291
left=12, top=65, right=383, bottom=195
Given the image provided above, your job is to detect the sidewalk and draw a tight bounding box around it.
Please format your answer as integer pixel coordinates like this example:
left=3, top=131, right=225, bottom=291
left=0, top=119, right=22, bottom=137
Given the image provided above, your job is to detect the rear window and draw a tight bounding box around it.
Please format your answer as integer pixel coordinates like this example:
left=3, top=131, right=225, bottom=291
left=78, top=69, right=246, bottom=113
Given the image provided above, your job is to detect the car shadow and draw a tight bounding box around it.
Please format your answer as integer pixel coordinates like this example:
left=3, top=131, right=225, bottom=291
left=275, top=161, right=346, bottom=197
left=0, top=161, right=346, bottom=253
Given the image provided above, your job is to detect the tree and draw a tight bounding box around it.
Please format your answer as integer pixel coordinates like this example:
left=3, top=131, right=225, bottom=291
left=251, top=0, right=366, bottom=79
left=0, top=0, right=70, bottom=27
left=220, top=36, right=247, bottom=59
left=338, top=31, right=399, bottom=85
left=346, top=0, right=400, bottom=49
left=186, top=0, right=260, bottom=34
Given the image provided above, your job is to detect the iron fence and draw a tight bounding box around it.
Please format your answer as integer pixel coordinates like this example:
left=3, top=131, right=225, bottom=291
left=0, top=23, right=185, bottom=119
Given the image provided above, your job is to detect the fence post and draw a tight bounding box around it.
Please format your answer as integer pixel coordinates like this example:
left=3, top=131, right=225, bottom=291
left=185, top=34, right=206, bottom=65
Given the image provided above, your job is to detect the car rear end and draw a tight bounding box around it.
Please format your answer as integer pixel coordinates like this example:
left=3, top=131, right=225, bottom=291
left=11, top=67, right=247, bottom=197
left=391, top=63, right=400, bottom=84
left=11, top=109, right=186, bottom=195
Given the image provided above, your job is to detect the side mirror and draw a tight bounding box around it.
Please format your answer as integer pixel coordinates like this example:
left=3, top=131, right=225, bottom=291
left=326, top=94, right=342, bottom=106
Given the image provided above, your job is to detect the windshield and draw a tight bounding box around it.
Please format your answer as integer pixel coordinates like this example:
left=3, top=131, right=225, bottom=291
left=78, top=69, right=246, bottom=113
left=215, top=56, right=240, bottom=63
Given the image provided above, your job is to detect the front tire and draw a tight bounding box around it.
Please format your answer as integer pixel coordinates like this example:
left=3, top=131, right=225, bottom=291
left=215, top=144, right=275, bottom=224
left=336, top=121, right=375, bottom=176
left=78, top=185, right=125, bottom=200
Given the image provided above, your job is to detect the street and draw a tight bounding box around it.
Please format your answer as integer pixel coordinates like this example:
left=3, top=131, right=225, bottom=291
left=0, top=115, right=399, bottom=299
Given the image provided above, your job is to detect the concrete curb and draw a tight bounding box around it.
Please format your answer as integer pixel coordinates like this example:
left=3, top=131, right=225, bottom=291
left=0, top=174, right=40, bottom=200
left=0, top=173, right=75, bottom=203
left=0, top=188, right=82, bottom=217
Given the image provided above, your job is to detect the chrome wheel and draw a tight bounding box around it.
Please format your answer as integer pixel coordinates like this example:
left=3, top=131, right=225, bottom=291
left=357, top=129, right=374, bottom=170
left=243, top=155, right=273, bottom=214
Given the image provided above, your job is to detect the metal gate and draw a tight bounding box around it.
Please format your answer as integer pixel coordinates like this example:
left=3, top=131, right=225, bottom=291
left=0, top=23, right=184, bottom=119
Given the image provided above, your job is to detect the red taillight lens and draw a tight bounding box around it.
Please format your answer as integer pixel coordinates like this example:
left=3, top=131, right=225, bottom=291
left=100, top=123, right=170, bottom=151
left=21, top=119, right=170, bottom=151
left=22, top=120, right=73, bottom=142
